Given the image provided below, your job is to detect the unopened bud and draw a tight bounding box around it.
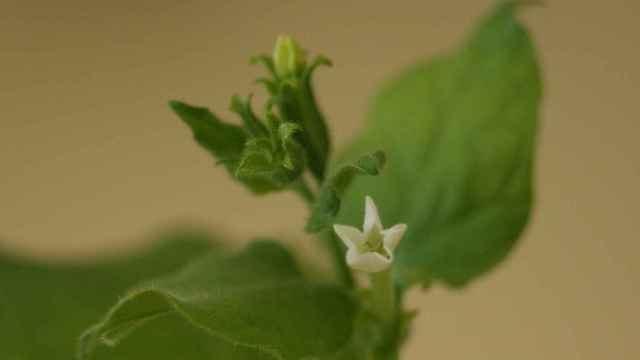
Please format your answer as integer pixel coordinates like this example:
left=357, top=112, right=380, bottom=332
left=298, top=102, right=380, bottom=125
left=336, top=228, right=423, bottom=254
left=273, top=35, right=307, bottom=78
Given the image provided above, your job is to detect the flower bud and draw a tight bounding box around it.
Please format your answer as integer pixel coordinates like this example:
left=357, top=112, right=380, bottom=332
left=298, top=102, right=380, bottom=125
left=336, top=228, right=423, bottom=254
left=273, top=35, right=307, bottom=78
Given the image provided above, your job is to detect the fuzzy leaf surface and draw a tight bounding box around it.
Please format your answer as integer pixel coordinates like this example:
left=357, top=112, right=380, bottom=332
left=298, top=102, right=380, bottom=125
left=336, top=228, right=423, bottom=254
left=79, top=241, right=358, bottom=360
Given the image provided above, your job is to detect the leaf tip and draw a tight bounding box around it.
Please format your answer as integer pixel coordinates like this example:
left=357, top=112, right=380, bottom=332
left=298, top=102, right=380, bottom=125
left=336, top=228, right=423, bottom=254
left=168, top=99, right=184, bottom=112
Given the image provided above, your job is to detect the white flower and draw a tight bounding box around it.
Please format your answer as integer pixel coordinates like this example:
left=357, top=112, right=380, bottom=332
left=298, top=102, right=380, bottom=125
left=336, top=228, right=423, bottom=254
left=333, top=196, right=407, bottom=273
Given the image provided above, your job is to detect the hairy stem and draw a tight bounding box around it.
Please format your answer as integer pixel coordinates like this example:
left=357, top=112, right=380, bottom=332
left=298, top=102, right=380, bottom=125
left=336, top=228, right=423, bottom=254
left=291, top=178, right=316, bottom=205
left=370, top=269, right=395, bottom=323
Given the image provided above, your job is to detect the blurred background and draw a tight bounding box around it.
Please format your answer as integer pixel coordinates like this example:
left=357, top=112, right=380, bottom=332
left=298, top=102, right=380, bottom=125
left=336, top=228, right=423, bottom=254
left=1, top=0, right=638, bottom=358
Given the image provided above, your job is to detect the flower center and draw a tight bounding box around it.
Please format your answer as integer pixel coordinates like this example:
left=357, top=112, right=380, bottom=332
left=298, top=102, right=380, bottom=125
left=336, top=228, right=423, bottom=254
left=358, top=231, right=390, bottom=259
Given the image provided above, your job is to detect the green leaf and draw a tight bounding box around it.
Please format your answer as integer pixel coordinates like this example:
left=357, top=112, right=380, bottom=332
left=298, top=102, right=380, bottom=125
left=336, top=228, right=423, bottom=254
left=235, top=138, right=288, bottom=192
left=335, top=2, right=542, bottom=287
left=79, top=241, right=359, bottom=360
left=170, top=100, right=246, bottom=172
left=306, top=151, right=386, bottom=233
left=250, top=54, right=277, bottom=79
left=170, top=100, right=305, bottom=194
left=235, top=125, right=306, bottom=193
left=172, top=100, right=306, bottom=195
left=91, top=315, right=275, bottom=360
left=230, top=94, right=269, bottom=137
left=0, top=229, right=226, bottom=360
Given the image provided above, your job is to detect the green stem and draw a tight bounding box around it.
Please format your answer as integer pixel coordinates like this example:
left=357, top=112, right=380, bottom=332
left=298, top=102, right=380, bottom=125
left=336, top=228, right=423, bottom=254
left=292, top=177, right=354, bottom=288
left=291, top=178, right=315, bottom=206
left=369, top=269, right=395, bottom=323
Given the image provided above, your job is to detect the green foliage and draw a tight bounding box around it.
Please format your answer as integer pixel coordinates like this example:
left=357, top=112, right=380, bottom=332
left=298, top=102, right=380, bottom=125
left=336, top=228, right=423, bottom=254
left=306, top=151, right=386, bottom=233
left=230, top=94, right=269, bottom=137
left=91, top=315, right=275, bottom=360
left=169, top=100, right=246, bottom=173
left=174, top=37, right=333, bottom=194
left=334, top=2, right=541, bottom=288
left=171, top=98, right=307, bottom=194
left=1, top=2, right=543, bottom=359
left=235, top=123, right=307, bottom=193
left=0, top=230, right=221, bottom=360
left=255, top=51, right=333, bottom=182
left=79, top=241, right=359, bottom=360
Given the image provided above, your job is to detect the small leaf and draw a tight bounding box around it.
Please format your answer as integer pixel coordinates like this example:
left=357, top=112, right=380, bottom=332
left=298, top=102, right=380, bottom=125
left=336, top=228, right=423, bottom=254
left=335, top=2, right=542, bottom=287
left=235, top=138, right=288, bottom=192
left=230, top=94, right=269, bottom=137
left=302, top=55, right=333, bottom=78
left=250, top=54, right=277, bottom=79
left=306, top=151, right=386, bottom=233
left=171, top=100, right=305, bottom=195
left=170, top=100, right=245, bottom=173
left=79, top=241, right=358, bottom=360
left=256, top=77, right=278, bottom=95
left=235, top=126, right=306, bottom=194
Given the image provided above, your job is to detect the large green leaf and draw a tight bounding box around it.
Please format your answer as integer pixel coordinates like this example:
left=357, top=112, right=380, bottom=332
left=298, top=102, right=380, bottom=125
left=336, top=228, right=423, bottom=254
left=90, top=314, right=274, bottom=360
left=0, top=229, right=230, bottom=360
left=335, top=2, right=542, bottom=287
left=79, top=241, right=358, bottom=360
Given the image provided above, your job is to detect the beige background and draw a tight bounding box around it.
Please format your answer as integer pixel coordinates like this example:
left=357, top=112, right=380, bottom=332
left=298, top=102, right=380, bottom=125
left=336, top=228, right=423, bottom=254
left=1, top=0, right=639, bottom=358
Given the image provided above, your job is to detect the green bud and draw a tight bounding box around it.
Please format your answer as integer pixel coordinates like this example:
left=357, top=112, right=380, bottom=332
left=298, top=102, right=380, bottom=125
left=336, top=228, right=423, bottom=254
left=273, top=35, right=307, bottom=78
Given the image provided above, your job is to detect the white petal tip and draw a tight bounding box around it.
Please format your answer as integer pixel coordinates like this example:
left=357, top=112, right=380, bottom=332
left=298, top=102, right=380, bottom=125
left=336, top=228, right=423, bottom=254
left=333, top=224, right=364, bottom=248
left=363, top=196, right=382, bottom=233
left=382, top=223, right=407, bottom=251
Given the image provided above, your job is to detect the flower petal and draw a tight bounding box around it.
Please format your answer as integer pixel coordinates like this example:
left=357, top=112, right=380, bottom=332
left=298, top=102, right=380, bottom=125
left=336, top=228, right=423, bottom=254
left=346, top=248, right=391, bottom=273
left=382, top=223, right=407, bottom=252
left=363, top=196, right=383, bottom=234
left=333, top=224, right=365, bottom=249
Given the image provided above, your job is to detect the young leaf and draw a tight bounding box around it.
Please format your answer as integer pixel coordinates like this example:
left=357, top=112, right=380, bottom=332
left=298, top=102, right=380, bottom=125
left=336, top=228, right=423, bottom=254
left=171, top=100, right=306, bottom=194
left=0, top=229, right=220, bottom=360
left=234, top=124, right=307, bottom=193
left=235, top=138, right=288, bottom=192
left=170, top=100, right=246, bottom=172
left=230, top=94, right=269, bottom=137
left=306, top=151, right=386, bottom=233
left=335, top=2, right=542, bottom=287
left=79, top=241, right=358, bottom=360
